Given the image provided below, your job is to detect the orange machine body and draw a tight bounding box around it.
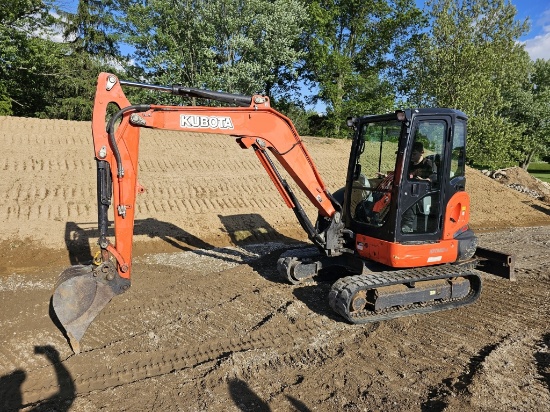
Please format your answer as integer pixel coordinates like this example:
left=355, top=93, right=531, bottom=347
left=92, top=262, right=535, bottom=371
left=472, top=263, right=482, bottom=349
left=355, top=191, right=471, bottom=267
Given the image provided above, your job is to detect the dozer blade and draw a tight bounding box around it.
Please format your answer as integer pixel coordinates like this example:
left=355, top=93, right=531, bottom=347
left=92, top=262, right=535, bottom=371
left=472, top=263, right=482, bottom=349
left=52, top=263, right=130, bottom=354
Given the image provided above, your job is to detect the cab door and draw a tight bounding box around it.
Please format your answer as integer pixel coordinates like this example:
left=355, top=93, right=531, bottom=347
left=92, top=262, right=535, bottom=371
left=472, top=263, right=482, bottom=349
left=396, top=116, right=452, bottom=242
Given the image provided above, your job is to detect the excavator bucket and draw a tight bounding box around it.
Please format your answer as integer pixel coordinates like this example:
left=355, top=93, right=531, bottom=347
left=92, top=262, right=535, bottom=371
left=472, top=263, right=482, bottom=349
left=52, top=263, right=130, bottom=354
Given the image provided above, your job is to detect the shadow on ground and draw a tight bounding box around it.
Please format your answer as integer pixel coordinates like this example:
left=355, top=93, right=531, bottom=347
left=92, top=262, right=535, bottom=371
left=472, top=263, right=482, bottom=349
left=228, top=377, right=311, bottom=412
left=62, top=214, right=351, bottom=327
left=528, top=202, right=550, bottom=216
left=64, top=214, right=302, bottom=265
left=0, top=346, right=75, bottom=412
left=535, top=333, right=550, bottom=393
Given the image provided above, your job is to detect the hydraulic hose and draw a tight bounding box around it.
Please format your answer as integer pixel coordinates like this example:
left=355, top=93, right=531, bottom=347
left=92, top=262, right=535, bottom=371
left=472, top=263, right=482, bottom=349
left=106, top=104, right=151, bottom=178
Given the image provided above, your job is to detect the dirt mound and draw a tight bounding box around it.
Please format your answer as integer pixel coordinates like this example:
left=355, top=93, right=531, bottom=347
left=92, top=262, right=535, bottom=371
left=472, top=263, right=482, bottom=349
left=486, top=166, right=550, bottom=202
left=1, top=116, right=549, bottom=260
left=466, top=167, right=550, bottom=231
left=1, top=115, right=549, bottom=272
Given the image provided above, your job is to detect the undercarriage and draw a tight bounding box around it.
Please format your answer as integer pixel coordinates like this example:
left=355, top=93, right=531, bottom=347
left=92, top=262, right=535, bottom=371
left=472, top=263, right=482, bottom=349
left=277, top=246, right=513, bottom=323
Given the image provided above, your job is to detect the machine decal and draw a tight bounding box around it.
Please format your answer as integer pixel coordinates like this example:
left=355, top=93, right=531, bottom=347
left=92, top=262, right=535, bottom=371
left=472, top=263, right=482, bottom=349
left=180, top=115, right=234, bottom=130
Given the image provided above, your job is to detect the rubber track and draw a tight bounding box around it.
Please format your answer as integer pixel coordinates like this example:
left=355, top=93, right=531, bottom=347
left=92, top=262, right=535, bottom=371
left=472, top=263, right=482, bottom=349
left=328, top=265, right=482, bottom=323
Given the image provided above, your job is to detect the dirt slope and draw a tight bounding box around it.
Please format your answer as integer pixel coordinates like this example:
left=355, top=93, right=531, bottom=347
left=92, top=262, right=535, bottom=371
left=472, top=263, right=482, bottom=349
left=1, top=116, right=549, bottom=411
left=1, top=116, right=549, bottom=257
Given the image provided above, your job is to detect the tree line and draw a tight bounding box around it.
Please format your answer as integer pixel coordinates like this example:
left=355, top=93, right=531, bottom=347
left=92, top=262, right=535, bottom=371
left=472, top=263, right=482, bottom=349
left=1, top=0, right=549, bottom=169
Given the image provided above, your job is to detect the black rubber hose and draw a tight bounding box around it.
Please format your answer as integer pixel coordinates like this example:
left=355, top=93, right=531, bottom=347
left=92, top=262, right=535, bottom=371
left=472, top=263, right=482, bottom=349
left=106, top=104, right=151, bottom=178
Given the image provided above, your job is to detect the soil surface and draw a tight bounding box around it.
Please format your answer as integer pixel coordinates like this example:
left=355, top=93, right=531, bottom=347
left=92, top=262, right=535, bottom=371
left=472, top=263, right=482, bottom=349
left=1, top=116, right=550, bottom=411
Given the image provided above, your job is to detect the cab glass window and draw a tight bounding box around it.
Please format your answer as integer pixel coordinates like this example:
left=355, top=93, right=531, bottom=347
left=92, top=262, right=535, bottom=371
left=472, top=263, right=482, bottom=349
left=451, top=120, right=466, bottom=179
left=351, top=120, right=401, bottom=227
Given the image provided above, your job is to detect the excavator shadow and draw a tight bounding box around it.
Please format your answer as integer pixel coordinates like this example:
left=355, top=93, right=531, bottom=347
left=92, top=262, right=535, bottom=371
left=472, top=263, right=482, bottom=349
left=65, top=214, right=305, bottom=270
left=65, top=218, right=213, bottom=265
left=218, top=214, right=299, bottom=246
left=63, top=215, right=338, bottom=316
left=217, top=214, right=309, bottom=283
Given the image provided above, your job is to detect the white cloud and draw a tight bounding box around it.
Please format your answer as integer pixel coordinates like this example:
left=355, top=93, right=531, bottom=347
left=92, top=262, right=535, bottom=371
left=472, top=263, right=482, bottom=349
left=534, top=9, right=550, bottom=30
left=523, top=9, right=550, bottom=60
left=523, top=32, right=550, bottom=60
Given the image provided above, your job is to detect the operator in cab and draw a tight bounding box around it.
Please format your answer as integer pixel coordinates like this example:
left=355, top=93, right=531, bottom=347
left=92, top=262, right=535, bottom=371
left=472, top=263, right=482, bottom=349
left=402, top=141, right=436, bottom=233
left=408, top=141, right=433, bottom=181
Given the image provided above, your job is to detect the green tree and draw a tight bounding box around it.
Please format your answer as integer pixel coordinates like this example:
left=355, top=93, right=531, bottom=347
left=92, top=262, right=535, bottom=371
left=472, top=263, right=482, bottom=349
left=505, top=59, right=550, bottom=169
left=302, top=0, right=425, bottom=137
left=272, top=98, right=319, bottom=136
left=60, top=0, right=120, bottom=57
left=0, top=0, right=122, bottom=120
left=122, top=0, right=305, bottom=105
left=400, top=0, right=530, bottom=169
left=0, top=83, right=11, bottom=115
left=38, top=51, right=114, bottom=120
left=42, top=0, right=125, bottom=120
left=0, top=0, right=57, bottom=116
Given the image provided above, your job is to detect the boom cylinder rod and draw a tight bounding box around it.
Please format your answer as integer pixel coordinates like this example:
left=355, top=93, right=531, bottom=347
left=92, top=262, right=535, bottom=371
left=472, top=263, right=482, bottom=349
left=118, top=79, right=252, bottom=107
left=97, top=160, right=111, bottom=248
left=118, top=79, right=172, bottom=93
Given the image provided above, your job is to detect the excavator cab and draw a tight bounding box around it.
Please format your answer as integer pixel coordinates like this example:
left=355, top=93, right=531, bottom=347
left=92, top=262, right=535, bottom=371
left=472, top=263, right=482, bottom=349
left=344, top=109, right=475, bottom=260
left=283, top=109, right=513, bottom=324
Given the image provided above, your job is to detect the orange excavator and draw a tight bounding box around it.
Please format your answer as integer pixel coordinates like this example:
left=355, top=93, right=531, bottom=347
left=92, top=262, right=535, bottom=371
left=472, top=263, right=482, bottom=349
left=52, top=73, right=514, bottom=353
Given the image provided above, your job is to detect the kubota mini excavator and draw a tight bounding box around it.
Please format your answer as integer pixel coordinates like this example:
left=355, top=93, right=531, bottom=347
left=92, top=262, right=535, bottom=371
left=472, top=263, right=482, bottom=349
left=52, top=73, right=514, bottom=353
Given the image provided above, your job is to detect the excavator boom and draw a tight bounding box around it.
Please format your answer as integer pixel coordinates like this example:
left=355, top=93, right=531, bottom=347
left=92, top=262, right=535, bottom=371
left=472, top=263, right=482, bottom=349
left=52, top=73, right=344, bottom=352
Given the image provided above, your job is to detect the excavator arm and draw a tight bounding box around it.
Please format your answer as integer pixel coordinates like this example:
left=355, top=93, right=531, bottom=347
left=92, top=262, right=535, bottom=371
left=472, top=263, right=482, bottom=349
left=52, top=73, right=345, bottom=353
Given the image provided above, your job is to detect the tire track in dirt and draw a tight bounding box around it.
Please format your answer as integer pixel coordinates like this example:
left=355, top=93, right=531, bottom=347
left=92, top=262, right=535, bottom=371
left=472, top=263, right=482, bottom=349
left=18, top=245, right=550, bottom=408
left=278, top=234, right=550, bottom=410
left=3, top=116, right=549, bottom=253
left=72, top=244, right=291, bottom=350
left=19, top=319, right=326, bottom=405
left=0, top=158, right=95, bottom=173
left=424, top=331, right=550, bottom=410
left=4, top=229, right=550, bottom=410
left=415, top=244, right=550, bottom=410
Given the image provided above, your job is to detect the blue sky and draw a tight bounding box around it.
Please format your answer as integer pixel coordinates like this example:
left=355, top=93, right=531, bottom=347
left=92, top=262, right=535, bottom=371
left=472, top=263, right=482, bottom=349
left=513, top=1, right=550, bottom=60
